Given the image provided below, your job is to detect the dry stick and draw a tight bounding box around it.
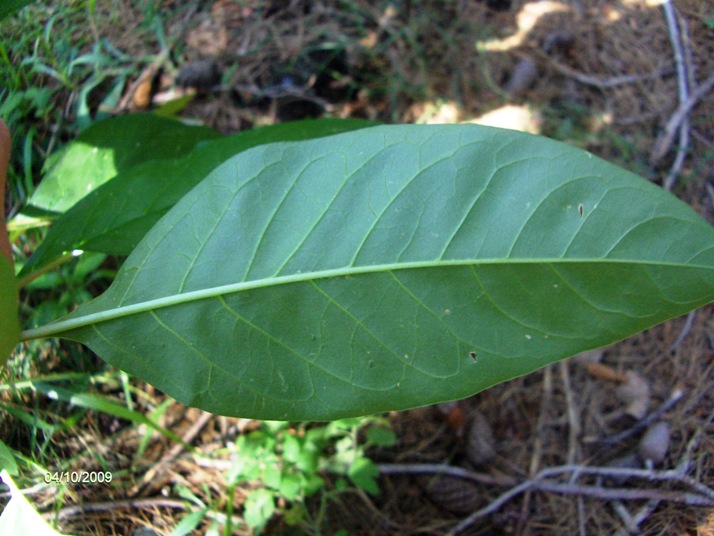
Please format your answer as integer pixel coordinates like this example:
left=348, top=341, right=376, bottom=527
left=446, top=463, right=714, bottom=535
left=47, top=497, right=246, bottom=529
left=378, top=462, right=714, bottom=500
left=620, top=422, right=714, bottom=534
left=679, top=408, right=712, bottom=474
left=673, top=11, right=695, bottom=140
left=560, top=361, right=585, bottom=536
left=133, top=410, right=214, bottom=495
left=706, top=182, right=714, bottom=207
left=517, top=366, right=553, bottom=534
left=447, top=479, right=534, bottom=535
left=530, top=480, right=713, bottom=505
left=448, top=481, right=709, bottom=535
left=664, top=0, right=688, bottom=120
left=159, top=411, right=214, bottom=465
left=612, top=499, right=639, bottom=534
left=560, top=361, right=580, bottom=466
left=627, top=499, right=661, bottom=530
left=611, top=426, right=702, bottom=536
left=376, top=463, right=515, bottom=487
left=577, top=495, right=587, bottom=536
left=46, top=498, right=187, bottom=521
left=379, top=461, right=714, bottom=535
left=544, top=58, right=673, bottom=89
left=669, top=310, right=697, bottom=353
left=353, top=486, right=402, bottom=531
left=596, top=387, right=684, bottom=446
left=660, top=1, right=691, bottom=191
left=650, top=71, right=714, bottom=166
left=614, top=499, right=661, bottom=536
left=663, top=63, right=690, bottom=190
left=535, top=465, right=714, bottom=502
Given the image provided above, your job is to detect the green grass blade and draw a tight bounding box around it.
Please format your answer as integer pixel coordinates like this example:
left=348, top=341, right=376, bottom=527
left=32, top=383, right=190, bottom=448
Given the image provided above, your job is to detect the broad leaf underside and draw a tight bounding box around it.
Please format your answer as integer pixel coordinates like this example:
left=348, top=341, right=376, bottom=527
left=47, top=125, right=714, bottom=420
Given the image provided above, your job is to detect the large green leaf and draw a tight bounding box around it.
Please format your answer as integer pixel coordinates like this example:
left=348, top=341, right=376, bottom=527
left=29, top=114, right=220, bottom=213
left=19, top=118, right=376, bottom=278
left=25, top=125, right=714, bottom=420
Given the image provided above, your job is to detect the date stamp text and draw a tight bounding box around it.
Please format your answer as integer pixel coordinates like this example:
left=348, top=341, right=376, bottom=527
left=45, top=471, right=112, bottom=485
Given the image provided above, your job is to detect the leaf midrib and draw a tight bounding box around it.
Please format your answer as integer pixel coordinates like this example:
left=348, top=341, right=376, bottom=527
left=20, top=257, right=711, bottom=340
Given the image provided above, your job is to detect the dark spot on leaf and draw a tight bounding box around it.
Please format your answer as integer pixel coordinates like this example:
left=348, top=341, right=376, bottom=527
left=578, top=203, right=584, bottom=217
left=469, top=351, right=478, bottom=363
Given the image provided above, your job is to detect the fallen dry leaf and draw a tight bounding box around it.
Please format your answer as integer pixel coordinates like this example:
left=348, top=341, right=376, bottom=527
left=616, top=371, right=651, bottom=419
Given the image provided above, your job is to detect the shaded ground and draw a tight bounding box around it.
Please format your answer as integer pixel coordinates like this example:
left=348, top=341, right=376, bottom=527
left=2, top=0, right=714, bottom=534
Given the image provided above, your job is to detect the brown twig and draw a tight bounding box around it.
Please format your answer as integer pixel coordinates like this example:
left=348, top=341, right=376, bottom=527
left=133, top=410, right=214, bottom=495
left=378, top=460, right=714, bottom=535
left=612, top=500, right=636, bottom=535
left=446, top=463, right=714, bottom=535
left=613, top=498, right=661, bottom=536
left=559, top=360, right=586, bottom=536
left=160, top=411, right=214, bottom=465
left=376, top=463, right=515, bottom=487
left=448, top=480, right=709, bottom=536
left=516, top=365, right=552, bottom=535
left=535, top=465, right=714, bottom=502
left=532, top=480, right=712, bottom=505
left=611, top=408, right=706, bottom=535
left=595, top=387, right=684, bottom=446
left=650, top=70, right=714, bottom=166
left=544, top=57, right=673, bottom=89
left=706, top=181, right=714, bottom=208
left=560, top=360, right=580, bottom=466
left=46, top=498, right=188, bottom=521
left=657, top=1, right=695, bottom=191
left=46, top=496, right=247, bottom=529
left=448, top=479, right=533, bottom=535
left=669, top=310, right=697, bottom=353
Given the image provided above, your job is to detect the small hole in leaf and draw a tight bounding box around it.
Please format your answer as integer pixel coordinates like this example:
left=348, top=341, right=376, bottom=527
left=469, top=351, right=478, bottom=363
